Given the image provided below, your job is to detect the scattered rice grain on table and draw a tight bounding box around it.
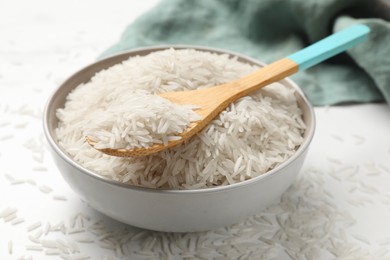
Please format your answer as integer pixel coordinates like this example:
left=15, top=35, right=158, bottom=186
left=8, top=240, right=13, bottom=255
left=56, top=49, right=305, bottom=189
left=27, top=221, right=42, bottom=232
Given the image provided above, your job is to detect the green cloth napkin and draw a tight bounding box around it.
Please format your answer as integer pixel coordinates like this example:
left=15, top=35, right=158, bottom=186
left=102, top=0, right=390, bottom=106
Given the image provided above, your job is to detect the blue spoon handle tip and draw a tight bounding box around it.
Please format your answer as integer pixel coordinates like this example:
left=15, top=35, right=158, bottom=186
left=287, top=24, right=370, bottom=70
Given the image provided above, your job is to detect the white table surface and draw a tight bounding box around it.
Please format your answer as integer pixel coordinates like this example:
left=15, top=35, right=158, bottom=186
left=1, top=1, right=390, bottom=259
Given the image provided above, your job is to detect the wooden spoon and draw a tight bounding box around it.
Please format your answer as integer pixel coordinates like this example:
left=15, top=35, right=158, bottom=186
left=86, top=25, right=370, bottom=157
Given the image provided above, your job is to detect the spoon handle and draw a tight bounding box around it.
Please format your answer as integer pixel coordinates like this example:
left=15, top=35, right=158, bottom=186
left=288, top=24, right=370, bottom=70
left=235, top=24, right=370, bottom=96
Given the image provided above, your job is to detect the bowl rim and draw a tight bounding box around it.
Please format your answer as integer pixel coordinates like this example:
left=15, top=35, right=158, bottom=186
left=43, top=44, right=316, bottom=194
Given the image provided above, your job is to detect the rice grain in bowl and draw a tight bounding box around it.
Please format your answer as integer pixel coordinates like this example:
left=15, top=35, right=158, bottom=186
left=43, top=46, right=315, bottom=232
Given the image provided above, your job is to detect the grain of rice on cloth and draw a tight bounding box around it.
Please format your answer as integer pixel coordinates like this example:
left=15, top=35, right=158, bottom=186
left=56, top=49, right=306, bottom=189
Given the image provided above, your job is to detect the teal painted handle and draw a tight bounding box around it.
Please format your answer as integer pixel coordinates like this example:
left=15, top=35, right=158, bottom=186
left=288, top=25, right=370, bottom=70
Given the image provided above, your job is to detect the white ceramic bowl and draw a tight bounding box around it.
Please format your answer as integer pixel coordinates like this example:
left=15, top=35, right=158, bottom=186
left=43, top=45, right=315, bottom=232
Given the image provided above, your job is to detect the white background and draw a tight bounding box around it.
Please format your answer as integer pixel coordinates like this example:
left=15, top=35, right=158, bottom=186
left=1, top=1, right=390, bottom=259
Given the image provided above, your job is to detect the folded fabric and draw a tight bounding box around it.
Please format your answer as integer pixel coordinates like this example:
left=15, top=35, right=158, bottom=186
left=101, top=0, right=390, bottom=106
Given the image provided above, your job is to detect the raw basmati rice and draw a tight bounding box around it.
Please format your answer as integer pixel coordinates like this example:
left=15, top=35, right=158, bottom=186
left=27, top=221, right=42, bottom=232
left=8, top=240, right=13, bottom=254
left=85, top=92, right=201, bottom=149
left=56, top=49, right=305, bottom=189
left=11, top=217, right=25, bottom=225
left=38, top=185, right=53, bottom=194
